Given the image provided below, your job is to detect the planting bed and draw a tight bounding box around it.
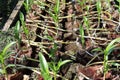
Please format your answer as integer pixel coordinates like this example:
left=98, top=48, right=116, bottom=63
left=1, top=0, right=120, bottom=80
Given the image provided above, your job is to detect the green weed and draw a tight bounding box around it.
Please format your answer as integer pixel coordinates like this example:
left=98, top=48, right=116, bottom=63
left=19, top=12, right=30, bottom=45
left=77, top=0, right=85, bottom=7
left=39, top=52, right=52, bottom=80
left=48, top=0, right=60, bottom=34
left=49, top=59, right=71, bottom=80
left=79, top=24, right=85, bottom=48
left=14, top=21, right=21, bottom=48
left=0, top=42, right=16, bottom=79
left=116, top=0, right=120, bottom=13
left=96, top=0, right=102, bottom=25
left=39, top=46, right=71, bottom=80
left=20, top=12, right=29, bottom=37
left=103, top=38, right=120, bottom=79
left=23, top=0, right=33, bottom=13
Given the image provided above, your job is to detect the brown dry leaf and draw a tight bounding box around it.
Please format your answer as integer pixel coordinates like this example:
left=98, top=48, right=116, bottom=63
left=78, top=65, right=103, bottom=79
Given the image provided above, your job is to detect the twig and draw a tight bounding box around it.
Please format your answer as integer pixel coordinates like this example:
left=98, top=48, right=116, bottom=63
left=87, top=60, right=120, bottom=67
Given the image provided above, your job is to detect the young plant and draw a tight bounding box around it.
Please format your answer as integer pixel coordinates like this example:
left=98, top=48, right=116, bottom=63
left=14, top=21, right=21, bottom=48
left=39, top=52, right=52, bottom=80
left=53, top=0, right=60, bottom=26
left=23, top=0, right=33, bottom=13
left=96, top=0, right=102, bottom=26
left=83, top=16, right=89, bottom=30
left=49, top=59, right=71, bottom=80
left=83, top=16, right=91, bottom=37
left=49, top=43, right=71, bottom=80
left=20, top=12, right=29, bottom=36
left=19, top=12, right=30, bottom=45
left=48, top=0, right=60, bottom=27
left=103, top=38, right=120, bottom=79
left=47, top=0, right=60, bottom=37
left=77, top=0, right=86, bottom=8
left=79, top=24, right=85, bottom=48
left=0, top=42, right=16, bottom=79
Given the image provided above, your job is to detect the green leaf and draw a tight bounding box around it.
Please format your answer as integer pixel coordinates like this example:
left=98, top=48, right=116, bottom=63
left=104, top=38, right=120, bottom=55
left=39, top=52, right=52, bottom=80
left=57, top=60, right=71, bottom=70
left=0, top=69, right=3, bottom=74
left=112, top=63, right=120, bottom=67
left=79, top=24, right=85, bottom=47
left=2, top=42, right=16, bottom=56
left=49, top=62, right=56, bottom=72
left=0, top=55, right=3, bottom=63
left=96, top=0, right=102, bottom=13
left=92, top=47, right=102, bottom=52
left=39, top=52, right=49, bottom=74
left=47, top=36, right=54, bottom=41
left=14, top=21, right=20, bottom=39
left=77, top=0, right=85, bottom=6
left=5, top=64, right=16, bottom=69
left=103, top=38, right=120, bottom=74
left=117, top=0, right=120, bottom=3
left=83, top=16, right=89, bottom=29
left=54, top=0, right=60, bottom=14
left=4, top=52, right=15, bottom=59
left=20, top=12, right=24, bottom=24
left=14, top=21, right=21, bottom=45
left=19, top=12, right=29, bottom=36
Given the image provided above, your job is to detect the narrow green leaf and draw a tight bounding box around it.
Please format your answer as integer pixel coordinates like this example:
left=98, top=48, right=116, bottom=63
left=57, top=60, right=71, bottom=70
left=0, top=69, right=3, bottom=74
left=2, top=42, right=16, bottom=56
left=83, top=16, right=89, bottom=29
left=14, top=21, right=20, bottom=39
left=96, top=0, right=102, bottom=13
left=54, top=0, right=60, bottom=14
left=0, top=55, right=3, bottom=63
left=104, top=38, right=120, bottom=74
left=91, top=47, right=103, bottom=52
left=39, top=52, right=49, bottom=74
left=20, top=12, right=24, bottom=24
left=104, top=38, right=120, bottom=55
left=5, top=64, right=16, bottom=69
left=79, top=24, right=85, bottom=47
left=117, top=0, right=120, bottom=3
left=4, top=52, right=15, bottom=59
